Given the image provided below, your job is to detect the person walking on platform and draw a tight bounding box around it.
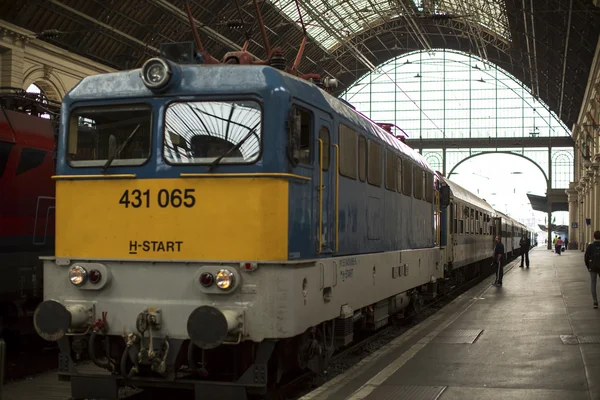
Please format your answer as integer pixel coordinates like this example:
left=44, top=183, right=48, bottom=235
left=555, top=237, right=564, bottom=255
left=564, top=238, right=569, bottom=251
left=584, top=230, right=600, bottom=309
left=492, top=235, right=504, bottom=287
left=519, top=236, right=530, bottom=268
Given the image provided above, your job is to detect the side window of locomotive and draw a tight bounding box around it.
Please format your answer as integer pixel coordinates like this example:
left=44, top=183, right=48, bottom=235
left=385, top=148, right=396, bottom=191
left=402, top=160, right=412, bottom=196
left=413, top=166, right=423, bottom=200
left=367, top=139, right=382, bottom=186
left=163, top=100, right=261, bottom=165
left=425, top=172, right=433, bottom=203
left=319, top=127, right=330, bottom=171
left=68, top=104, right=152, bottom=167
left=358, top=135, right=367, bottom=182
left=339, top=124, right=357, bottom=179
left=396, top=156, right=402, bottom=192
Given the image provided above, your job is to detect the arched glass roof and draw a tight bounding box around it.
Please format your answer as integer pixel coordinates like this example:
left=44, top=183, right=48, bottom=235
left=270, top=0, right=510, bottom=52
left=341, top=49, right=570, bottom=140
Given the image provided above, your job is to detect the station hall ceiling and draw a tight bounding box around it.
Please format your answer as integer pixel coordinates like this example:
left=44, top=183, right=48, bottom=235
left=2, top=0, right=599, bottom=129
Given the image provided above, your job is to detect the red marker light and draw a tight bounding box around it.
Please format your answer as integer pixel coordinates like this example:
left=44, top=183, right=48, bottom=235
left=199, top=272, right=214, bottom=287
left=89, top=269, right=102, bottom=284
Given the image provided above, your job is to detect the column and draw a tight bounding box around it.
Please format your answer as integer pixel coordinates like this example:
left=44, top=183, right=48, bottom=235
left=592, top=161, right=600, bottom=234
left=566, top=183, right=579, bottom=249
left=577, top=184, right=585, bottom=250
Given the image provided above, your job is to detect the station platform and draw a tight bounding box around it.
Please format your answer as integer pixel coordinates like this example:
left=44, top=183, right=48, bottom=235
left=302, top=247, right=600, bottom=400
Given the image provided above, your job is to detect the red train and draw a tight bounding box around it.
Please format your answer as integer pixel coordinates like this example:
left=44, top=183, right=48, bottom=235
left=0, top=88, right=59, bottom=334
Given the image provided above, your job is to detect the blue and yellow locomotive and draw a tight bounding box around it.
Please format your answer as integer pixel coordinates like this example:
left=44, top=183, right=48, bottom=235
left=33, top=55, right=532, bottom=399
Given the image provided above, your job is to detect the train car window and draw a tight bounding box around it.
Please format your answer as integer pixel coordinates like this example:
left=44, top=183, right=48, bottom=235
left=465, top=207, right=470, bottom=234
left=367, top=140, right=382, bottom=186
left=358, top=135, right=366, bottom=182
left=385, top=148, right=396, bottom=191
left=413, top=166, right=423, bottom=200
left=339, top=124, right=357, bottom=179
left=68, top=103, right=152, bottom=167
left=319, top=127, right=330, bottom=171
left=396, top=156, right=402, bottom=192
left=402, top=159, right=412, bottom=196
left=425, top=172, right=433, bottom=203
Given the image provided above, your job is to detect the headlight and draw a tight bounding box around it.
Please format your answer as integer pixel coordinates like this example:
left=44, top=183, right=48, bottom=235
left=69, top=265, right=88, bottom=286
left=215, top=269, right=235, bottom=290
left=140, top=58, right=171, bottom=90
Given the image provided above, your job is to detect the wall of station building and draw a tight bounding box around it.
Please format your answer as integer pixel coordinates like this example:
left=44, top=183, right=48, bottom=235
left=0, top=20, right=114, bottom=101
left=570, top=32, right=600, bottom=250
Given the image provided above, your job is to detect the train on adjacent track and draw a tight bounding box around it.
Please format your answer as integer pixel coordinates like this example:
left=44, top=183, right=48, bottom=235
left=0, top=88, right=58, bottom=337
left=30, top=52, right=535, bottom=400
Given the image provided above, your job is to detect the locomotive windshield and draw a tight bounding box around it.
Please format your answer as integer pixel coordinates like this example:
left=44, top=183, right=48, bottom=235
left=163, top=100, right=261, bottom=165
left=67, top=104, right=152, bottom=167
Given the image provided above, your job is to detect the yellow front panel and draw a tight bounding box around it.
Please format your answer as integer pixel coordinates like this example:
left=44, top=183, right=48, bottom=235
left=56, top=177, right=289, bottom=261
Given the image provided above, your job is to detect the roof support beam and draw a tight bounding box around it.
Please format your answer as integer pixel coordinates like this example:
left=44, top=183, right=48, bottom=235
left=48, top=0, right=160, bottom=54
left=558, top=0, right=573, bottom=120
left=148, top=0, right=245, bottom=53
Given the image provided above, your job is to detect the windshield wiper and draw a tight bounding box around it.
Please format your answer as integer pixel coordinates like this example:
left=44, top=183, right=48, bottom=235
left=102, top=124, right=141, bottom=173
left=206, top=128, right=256, bottom=172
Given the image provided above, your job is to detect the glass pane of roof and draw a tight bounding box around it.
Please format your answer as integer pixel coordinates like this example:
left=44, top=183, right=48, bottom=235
left=269, top=0, right=509, bottom=52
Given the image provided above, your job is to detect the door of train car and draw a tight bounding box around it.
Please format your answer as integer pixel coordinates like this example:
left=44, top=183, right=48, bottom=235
left=315, top=118, right=336, bottom=254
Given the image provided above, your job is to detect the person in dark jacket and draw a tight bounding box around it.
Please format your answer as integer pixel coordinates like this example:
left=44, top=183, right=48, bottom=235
left=493, top=235, right=505, bottom=286
left=584, top=230, right=600, bottom=309
left=519, top=236, right=530, bottom=268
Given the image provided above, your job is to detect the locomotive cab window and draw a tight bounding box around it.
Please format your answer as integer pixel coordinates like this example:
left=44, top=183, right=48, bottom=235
left=163, top=100, right=262, bottom=165
left=67, top=104, right=152, bottom=167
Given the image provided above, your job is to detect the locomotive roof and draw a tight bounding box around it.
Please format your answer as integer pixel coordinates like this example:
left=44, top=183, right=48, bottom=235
left=440, top=176, right=495, bottom=213
left=66, top=63, right=433, bottom=173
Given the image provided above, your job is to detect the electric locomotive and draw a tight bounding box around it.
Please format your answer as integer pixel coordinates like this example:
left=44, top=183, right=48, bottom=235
left=31, top=52, right=451, bottom=398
